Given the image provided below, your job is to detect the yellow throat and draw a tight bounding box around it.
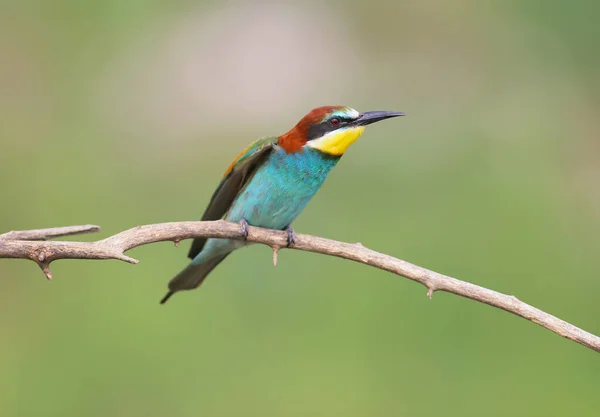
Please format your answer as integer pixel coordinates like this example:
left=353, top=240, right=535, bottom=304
left=306, top=126, right=366, bottom=156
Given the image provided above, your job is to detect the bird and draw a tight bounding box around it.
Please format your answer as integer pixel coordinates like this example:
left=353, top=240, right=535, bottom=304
left=160, top=105, right=404, bottom=304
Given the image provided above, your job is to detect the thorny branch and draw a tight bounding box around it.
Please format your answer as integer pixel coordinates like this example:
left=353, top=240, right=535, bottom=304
left=1, top=220, right=599, bottom=353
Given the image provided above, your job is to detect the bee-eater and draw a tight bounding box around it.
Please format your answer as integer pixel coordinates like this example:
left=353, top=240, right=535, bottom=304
left=160, top=105, right=404, bottom=304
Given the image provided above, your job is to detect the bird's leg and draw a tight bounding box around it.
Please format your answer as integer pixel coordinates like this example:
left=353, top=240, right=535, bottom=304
left=284, top=226, right=296, bottom=248
left=239, top=219, right=249, bottom=240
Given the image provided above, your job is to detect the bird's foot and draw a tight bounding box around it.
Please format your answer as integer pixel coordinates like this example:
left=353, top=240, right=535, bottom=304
left=284, top=226, right=296, bottom=248
left=239, top=219, right=249, bottom=240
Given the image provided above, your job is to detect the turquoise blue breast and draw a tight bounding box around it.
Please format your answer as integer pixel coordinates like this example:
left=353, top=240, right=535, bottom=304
left=226, top=146, right=340, bottom=230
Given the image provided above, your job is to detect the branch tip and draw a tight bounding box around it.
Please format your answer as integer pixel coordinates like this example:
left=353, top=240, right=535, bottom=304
left=0, top=224, right=101, bottom=241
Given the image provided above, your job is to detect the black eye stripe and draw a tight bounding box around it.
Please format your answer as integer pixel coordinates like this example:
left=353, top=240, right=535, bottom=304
left=307, top=116, right=355, bottom=140
left=307, top=122, right=331, bottom=141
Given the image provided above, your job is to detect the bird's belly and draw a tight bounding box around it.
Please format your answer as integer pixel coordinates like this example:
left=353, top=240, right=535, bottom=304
left=225, top=148, right=339, bottom=230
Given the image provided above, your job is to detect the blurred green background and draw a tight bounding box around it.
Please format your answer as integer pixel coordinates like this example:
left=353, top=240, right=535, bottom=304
left=1, top=1, right=599, bottom=416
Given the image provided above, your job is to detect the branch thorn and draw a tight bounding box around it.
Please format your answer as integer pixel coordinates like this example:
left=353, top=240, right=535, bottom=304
left=272, top=246, right=280, bottom=266
left=114, top=253, right=139, bottom=264
left=38, top=262, right=52, bottom=280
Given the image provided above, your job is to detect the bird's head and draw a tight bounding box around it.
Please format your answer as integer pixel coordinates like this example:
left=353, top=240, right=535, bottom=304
left=278, top=105, right=405, bottom=155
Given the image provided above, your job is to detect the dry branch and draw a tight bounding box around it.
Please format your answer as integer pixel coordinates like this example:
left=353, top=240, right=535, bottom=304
left=0, top=224, right=100, bottom=241
left=1, top=220, right=599, bottom=353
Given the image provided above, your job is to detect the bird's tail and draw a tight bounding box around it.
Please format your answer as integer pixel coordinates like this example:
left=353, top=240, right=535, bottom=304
left=160, top=253, right=230, bottom=304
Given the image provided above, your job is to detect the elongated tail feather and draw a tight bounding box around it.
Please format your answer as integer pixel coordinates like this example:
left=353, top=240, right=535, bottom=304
left=160, top=253, right=230, bottom=304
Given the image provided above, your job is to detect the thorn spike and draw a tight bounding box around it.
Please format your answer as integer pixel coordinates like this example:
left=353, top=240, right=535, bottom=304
left=39, top=263, right=52, bottom=280
left=272, top=246, right=280, bottom=266
left=113, top=252, right=139, bottom=264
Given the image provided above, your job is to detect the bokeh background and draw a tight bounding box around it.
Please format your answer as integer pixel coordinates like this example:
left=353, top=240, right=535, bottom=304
left=1, top=1, right=599, bottom=416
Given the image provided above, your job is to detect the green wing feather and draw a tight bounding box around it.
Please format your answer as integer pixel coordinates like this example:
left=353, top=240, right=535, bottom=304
left=187, top=137, right=277, bottom=259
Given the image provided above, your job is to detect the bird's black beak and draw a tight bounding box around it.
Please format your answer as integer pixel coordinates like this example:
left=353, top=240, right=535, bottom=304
left=354, top=111, right=405, bottom=126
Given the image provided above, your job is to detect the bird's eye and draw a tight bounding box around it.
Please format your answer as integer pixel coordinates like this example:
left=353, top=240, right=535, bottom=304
left=330, top=118, right=340, bottom=126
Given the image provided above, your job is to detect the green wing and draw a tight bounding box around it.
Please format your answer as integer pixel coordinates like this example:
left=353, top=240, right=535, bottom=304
left=187, top=137, right=277, bottom=259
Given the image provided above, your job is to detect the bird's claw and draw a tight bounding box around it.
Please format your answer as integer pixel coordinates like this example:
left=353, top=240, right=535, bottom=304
left=284, top=226, right=296, bottom=248
left=239, top=219, right=249, bottom=240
